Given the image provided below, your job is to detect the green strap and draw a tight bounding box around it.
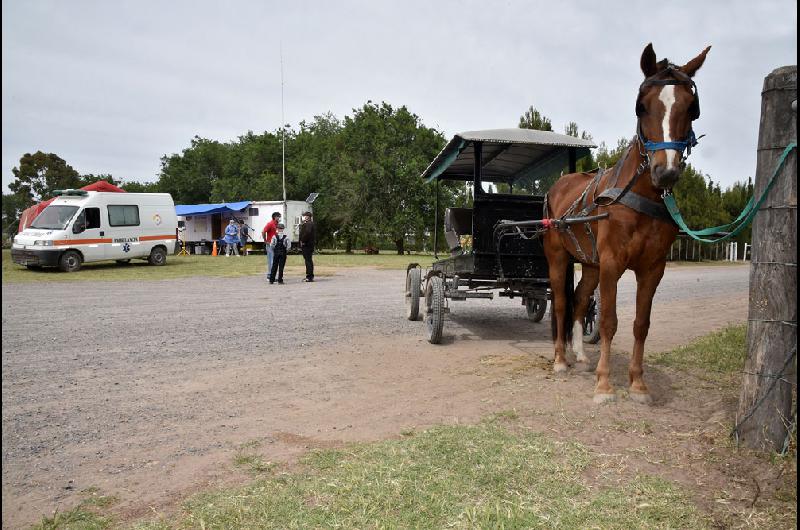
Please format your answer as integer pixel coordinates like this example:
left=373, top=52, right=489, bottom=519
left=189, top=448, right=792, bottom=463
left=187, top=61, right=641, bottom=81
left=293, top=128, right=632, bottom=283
left=664, top=142, right=796, bottom=243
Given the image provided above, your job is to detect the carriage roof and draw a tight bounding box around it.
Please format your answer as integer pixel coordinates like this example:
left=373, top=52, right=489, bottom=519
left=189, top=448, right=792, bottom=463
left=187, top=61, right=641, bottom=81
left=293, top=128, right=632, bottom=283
left=421, top=128, right=597, bottom=184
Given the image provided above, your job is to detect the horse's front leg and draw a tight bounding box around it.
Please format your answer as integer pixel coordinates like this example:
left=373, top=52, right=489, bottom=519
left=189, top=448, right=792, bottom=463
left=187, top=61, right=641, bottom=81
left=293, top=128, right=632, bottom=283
left=572, top=264, right=599, bottom=366
left=594, top=261, right=624, bottom=403
left=545, top=248, right=572, bottom=373
left=629, top=264, right=667, bottom=404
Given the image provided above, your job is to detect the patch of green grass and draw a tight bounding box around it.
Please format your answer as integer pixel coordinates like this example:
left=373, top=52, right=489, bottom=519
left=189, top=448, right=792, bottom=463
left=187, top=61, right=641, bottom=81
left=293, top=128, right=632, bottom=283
left=1, top=249, right=436, bottom=283
left=134, top=422, right=708, bottom=529
left=233, top=453, right=275, bottom=474
left=653, top=323, right=747, bottom=377
left=30, top=487, right=119, bottom=529
left=31, top=506, right=111, bottom=530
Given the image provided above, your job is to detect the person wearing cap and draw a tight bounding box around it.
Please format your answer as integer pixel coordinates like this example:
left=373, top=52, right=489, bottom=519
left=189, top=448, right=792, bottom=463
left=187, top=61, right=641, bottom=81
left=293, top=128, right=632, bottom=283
left=223, top=218, right=240, bottom=257
left=298, top=211, right=315, bottom=282
left=262, top=211, right=282, bottom=278
left=268, top=223, right=290, bottom=284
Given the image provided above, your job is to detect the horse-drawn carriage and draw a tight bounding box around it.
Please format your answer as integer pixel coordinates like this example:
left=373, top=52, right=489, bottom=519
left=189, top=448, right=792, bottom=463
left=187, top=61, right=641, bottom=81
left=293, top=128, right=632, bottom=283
left=405, top=128, right=601, bottom=344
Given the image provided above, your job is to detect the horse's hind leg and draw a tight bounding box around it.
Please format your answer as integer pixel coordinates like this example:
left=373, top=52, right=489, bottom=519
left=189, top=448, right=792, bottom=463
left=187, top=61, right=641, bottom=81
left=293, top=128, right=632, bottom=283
left=629, top=264, right=667, bottom=404
left=572, top=264, right=599, bottom=366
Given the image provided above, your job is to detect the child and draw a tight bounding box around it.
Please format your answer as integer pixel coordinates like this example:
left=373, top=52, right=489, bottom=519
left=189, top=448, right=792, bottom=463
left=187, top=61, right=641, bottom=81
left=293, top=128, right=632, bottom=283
left=269, top=223, right=290, bottom=284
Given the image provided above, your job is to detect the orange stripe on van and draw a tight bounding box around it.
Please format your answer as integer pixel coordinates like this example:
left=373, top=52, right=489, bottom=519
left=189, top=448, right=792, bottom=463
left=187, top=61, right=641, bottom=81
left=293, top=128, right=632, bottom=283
left=139, top=234, right=178, bottom=241
left=53, top=238, right=112, bottom=245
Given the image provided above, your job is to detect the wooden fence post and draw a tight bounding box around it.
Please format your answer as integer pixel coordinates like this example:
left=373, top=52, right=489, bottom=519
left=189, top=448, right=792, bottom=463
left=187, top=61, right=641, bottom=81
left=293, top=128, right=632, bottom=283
left=735, top=65, right=797, bottom=452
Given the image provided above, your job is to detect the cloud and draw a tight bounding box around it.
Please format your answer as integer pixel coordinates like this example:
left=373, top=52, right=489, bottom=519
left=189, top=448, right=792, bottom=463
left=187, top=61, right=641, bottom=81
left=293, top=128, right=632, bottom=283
left=2, top=0, right=797, bottom=191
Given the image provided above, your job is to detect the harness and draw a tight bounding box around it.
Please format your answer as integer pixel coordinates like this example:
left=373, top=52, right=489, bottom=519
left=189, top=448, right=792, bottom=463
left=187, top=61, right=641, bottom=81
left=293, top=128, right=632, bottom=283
left=544, top=66, right=702, bottom=264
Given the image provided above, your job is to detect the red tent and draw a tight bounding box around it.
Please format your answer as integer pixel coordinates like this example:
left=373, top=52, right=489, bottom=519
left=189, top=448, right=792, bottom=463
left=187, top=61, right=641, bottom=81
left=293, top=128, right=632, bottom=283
left=17, top=180, right=127, bottom=232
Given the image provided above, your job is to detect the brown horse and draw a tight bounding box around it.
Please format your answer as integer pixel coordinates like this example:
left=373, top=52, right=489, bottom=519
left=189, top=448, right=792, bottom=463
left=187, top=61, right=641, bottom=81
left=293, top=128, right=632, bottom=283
left=543, top=43, right=711, bottom=403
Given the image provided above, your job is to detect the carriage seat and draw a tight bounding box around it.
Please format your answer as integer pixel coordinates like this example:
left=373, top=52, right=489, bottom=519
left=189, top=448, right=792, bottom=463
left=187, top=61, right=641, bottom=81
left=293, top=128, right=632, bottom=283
left=444, top=207, right=472, bottom=253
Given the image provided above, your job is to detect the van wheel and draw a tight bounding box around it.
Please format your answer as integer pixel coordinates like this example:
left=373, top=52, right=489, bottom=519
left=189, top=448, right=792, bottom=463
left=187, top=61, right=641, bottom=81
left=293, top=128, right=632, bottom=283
left=148, top=247, right=167, bottom=266
left=116, top=259, right=131, bottom=265
left=59, top=251, right=82, bottom=272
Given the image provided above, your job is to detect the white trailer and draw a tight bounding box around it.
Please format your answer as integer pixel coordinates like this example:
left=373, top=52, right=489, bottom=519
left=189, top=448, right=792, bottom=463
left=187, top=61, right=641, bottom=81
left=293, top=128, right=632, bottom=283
left=176, top=200, right=312, bottom=253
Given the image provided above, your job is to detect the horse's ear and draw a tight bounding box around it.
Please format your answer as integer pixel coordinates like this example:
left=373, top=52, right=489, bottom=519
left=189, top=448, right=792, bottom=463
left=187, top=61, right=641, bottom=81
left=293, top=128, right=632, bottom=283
left=640, top=43, right=658, bottom=77
left=680, top=46, right=711, bottom=77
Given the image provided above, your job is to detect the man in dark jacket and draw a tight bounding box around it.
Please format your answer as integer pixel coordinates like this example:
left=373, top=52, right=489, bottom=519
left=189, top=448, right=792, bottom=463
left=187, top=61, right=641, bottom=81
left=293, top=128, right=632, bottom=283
left=299, top=211, right=315, bottom=282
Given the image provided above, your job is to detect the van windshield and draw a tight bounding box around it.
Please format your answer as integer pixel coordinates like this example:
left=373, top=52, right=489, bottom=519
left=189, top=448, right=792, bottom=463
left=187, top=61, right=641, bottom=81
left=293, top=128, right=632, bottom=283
left=30, top=205, right=80, bottom=230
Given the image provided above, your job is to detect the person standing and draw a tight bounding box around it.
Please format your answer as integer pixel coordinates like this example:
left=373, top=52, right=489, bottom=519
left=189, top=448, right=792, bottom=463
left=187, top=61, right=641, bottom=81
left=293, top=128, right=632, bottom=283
left=238, top=219, right=253, bottom=256
left=299, top=211, right=315, bottom=282
left=268, top=223, right=290, bottom=284
left=224, top=219, right=240, bottom=256
left=261, top=212, right=281, bottom=278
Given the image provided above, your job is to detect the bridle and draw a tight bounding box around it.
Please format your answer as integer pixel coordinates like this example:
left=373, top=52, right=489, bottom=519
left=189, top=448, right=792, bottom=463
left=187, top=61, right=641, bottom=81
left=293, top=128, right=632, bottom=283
left=635, top=65, right=701, bottom=163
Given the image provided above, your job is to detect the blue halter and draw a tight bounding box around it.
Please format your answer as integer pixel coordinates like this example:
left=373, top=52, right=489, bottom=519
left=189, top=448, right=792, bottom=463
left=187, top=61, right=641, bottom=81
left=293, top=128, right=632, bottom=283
left=642, top=128, right=699, bottom=154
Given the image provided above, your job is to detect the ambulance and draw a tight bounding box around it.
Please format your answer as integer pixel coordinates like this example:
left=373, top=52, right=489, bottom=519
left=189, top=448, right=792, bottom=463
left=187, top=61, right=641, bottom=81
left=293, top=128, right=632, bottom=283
left=11, top=190, right=178, bottom=272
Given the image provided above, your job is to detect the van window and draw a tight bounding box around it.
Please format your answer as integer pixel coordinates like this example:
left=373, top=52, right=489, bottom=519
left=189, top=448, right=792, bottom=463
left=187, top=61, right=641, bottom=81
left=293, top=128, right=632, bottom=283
left=30, top=205, right=79, bottom=230
left=85, top=207, right=101, bottom=229
left=178, top=220, right=186, bottom=228
left=108, top=205, right=140, bottom=226
left=249, top=208, right=259, bottom=216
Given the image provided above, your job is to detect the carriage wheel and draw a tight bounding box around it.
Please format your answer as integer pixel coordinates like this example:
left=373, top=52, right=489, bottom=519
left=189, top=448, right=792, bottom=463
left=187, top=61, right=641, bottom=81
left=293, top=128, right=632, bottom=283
left=405, top=267, right=421, bottom=321
left=526, top=297, right=547, bottom=322
left=583, top=288, right=601, bottom=344
left=424, top=276, right=445, bottom=344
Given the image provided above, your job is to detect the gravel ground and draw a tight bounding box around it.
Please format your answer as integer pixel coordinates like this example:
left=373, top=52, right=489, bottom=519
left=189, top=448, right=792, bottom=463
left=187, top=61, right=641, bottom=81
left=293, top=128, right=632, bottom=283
left=1, top=264, right=750, bottom=528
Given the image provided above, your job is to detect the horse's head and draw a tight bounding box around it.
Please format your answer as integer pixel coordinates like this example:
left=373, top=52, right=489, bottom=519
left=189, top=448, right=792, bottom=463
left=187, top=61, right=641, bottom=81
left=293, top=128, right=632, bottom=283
left=636, top=43, right=711, bottom=190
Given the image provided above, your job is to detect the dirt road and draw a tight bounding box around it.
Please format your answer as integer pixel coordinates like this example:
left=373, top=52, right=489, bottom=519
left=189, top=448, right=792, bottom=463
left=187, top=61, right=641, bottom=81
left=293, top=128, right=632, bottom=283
left=2, top=264, right=753, bottom=528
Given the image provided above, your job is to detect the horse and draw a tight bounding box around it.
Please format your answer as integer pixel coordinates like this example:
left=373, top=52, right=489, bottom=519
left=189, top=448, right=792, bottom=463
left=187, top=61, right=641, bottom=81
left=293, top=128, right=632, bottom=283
left=542, top=43, right=711, bottom=404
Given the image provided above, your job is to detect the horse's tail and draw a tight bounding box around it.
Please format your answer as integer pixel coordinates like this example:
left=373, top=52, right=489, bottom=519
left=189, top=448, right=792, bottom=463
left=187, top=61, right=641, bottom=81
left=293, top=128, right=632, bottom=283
left=551, top=261, right=575, bottom=343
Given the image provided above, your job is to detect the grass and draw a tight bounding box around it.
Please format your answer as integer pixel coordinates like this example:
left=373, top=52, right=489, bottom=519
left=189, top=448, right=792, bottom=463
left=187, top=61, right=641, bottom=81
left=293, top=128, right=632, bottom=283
left=1, top=249, right=436, bottom=283
left=31, top=487, right=117, bottom=530
left=233, top=439, right=276, bottom=475
left=652, top=323, right=747, bottom=377
left=133, top=422, right=707, bottom=530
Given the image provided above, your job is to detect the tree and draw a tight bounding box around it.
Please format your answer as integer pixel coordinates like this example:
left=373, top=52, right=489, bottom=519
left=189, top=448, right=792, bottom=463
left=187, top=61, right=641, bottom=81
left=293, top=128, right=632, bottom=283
left=595, top=137, right=630, bottom=169
left=518, top=106, right=553, bottom=131
left=158, top=137, right=229, bottom=204
left=338, top=102, right=446, bottom=254
left=8, top=151, right=83, bottom=204
left=565, top=122, right=596, bottom=172
left=121, top=180, right=160, bottom=193
left=80, top=173, right=120, bottom=187
left=2, top=193, right=28, bottom=239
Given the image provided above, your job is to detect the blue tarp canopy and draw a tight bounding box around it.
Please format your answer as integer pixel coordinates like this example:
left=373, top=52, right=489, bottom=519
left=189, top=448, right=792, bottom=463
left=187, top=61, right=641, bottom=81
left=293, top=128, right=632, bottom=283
left=175, top=201, right=251, bottom=216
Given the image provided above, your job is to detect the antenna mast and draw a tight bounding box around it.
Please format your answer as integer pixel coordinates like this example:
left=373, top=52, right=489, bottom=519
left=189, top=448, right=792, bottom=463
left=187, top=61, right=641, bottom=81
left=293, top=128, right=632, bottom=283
left=280, top=43, right=287, bottom=204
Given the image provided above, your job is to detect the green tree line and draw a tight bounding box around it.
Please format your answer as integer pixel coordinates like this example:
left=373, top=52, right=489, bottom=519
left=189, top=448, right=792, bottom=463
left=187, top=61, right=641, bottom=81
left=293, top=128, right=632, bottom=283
left=3, top=102, right=753, bottom=253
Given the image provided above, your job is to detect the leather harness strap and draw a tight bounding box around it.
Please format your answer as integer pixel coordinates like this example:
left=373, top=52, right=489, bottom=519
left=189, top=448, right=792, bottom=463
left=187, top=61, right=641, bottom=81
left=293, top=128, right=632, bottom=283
left=595, top=187, right=673, bottom=222
left=554, top=137, right=676, bottom=264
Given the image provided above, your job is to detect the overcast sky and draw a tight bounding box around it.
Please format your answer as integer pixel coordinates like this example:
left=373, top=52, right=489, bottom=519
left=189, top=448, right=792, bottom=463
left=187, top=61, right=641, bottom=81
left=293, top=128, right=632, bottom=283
left=2, top=0, right=797, bottom=193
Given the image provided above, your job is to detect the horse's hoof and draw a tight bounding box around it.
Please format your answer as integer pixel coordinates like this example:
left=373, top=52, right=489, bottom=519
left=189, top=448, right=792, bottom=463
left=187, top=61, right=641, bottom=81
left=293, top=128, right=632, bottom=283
left=593, top=392, right=617, bottom=404
left=573, top=360, right=593, bottom=372
left=629, top=391, right=653, bottom=405
left=553, top=362, right=569, bottom=374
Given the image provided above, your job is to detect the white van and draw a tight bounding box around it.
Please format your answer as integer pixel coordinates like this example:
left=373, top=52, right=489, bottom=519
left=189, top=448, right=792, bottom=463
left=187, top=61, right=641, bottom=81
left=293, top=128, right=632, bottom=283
left=11, top=190, right=178, bottom=272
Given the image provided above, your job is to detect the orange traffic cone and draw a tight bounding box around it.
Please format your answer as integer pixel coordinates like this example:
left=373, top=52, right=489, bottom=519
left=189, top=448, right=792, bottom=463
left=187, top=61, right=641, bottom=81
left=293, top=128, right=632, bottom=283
left=211, top=241, right=218, bottom=256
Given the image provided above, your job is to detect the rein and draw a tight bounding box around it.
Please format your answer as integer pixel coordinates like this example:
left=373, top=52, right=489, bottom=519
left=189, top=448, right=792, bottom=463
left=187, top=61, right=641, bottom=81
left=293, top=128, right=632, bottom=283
left=664, top=142, right=797, bottom=243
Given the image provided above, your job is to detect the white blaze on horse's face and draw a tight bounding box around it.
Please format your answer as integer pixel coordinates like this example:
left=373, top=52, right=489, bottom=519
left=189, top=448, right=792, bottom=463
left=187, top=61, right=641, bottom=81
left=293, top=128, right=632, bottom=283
left=658, top=85, right=679, bottom=171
